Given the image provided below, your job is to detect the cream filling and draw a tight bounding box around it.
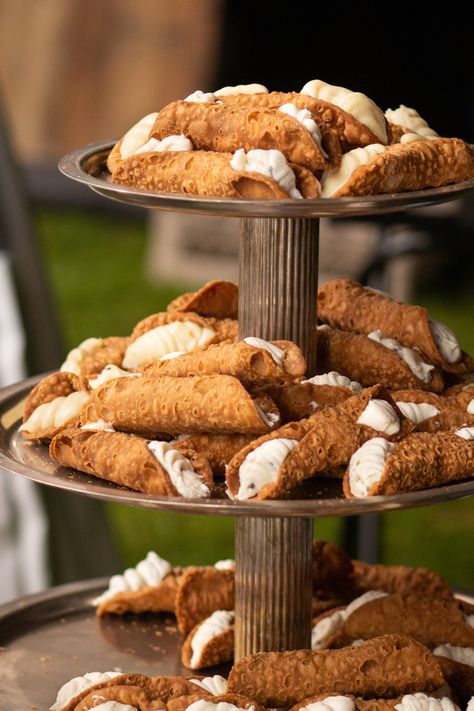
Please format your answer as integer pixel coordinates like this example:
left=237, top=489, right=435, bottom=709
left=119, top=112, right=159, bottom=160
left=455, top=427, right=474, bottom=440
left=395, top=401, right=440, bottom=425
left=148, top=441, right=210, bottom=498
left=394, top=694, right=459, bottom=711
left=429, top=319, right=461, bottom=364
left=89, top=364, right=142, bottom=389
left=20, top=390, right=90, bottom=434
left=214, top=83, right=268, bottom=96
left=159, top=351, right=186, bottom=361
left=301, top=697, right=356, bottom=711
left=230, top=148, right=302, bottom=199
left=190, top=676, right=228, bottom=696
left=467, top=698, right=474, bottom=711
left=184, top=90, right=217, bottom=103
left=368, top=330, right=434, bottom=383
left=312, top=591, right=388, bottom=649
left=214, top=559, right=235, bottom=571
left=320, top=144, right=387, bottom=198
left=122, top=321, right=215, bottom=370
left=357, top=399, right=400, bottom=436
left=301, top=79, right=387, bottom=143
left=468, top=399, right=474, bottom=414
left=81, top=419, right=115, bottom=432
left=433, top=645, right=474, bottom=668
left=92, top=703, right=137, bottom=711
left=385, top=105, right=439, bottom=138
left=190, top=610, right=234, bottom=668
left=187, top=702, right=253, bottom=711
left=236, top=437, right=298, bottom=500
left=60, top=337, right=101, bottom=374
left=466, top=615, right=474, bottom=628
left=49, top=671, right=122, bottom=711
left=400, top=132, right=437, bottom=144
left=278, top=103, right=327, bottom=156
left=135, top=134, right=192, bottom=154
left=303, top=371, right=362, bottom=392
left=255, top=404, right=280, bottom=428
left=348, top=437, right=395, bottom=497
left=93, top=551, right=172, bottom=605
left=243, top=337, right=285, bottom=366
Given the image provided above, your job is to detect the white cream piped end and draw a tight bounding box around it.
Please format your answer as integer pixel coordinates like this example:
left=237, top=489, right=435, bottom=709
left=395, top=401, right=440, bottom=425
left=49, top=671, right=122, bottom=711
left=236, top=438, right=298, bottom=500
left=348, top=437, right=395, bottom=497
left=357, top=399, right=400, bottom=435
left=119, top=113, right=159, bottom=160
left=320, top=144, right=387, bottom=198
left=190, top=610, right=234, bottom=668
left=429, top=319, right=461, bottom=364
left=243, top=337, right=285, bottom=366
left=122, top=321, right=215, bottom=370
left=148, top=441, right=210, bottom=498
left=230, top=149, right=302, bottom=199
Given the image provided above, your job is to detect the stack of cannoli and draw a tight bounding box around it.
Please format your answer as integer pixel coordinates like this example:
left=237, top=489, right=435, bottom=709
left=106, top=79, right=474, bottom=200
left=20, top=276, right=474, bottom=501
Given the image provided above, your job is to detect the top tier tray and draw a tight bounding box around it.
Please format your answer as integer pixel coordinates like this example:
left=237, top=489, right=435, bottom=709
left=59, top=140, right=474, bottom=217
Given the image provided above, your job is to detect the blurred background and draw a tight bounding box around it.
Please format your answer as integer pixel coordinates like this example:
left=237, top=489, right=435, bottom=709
left=0, top=1, right=473, bottom=602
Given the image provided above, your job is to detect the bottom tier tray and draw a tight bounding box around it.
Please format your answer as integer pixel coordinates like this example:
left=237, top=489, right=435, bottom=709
left=0, top=578, right=228, bottom=710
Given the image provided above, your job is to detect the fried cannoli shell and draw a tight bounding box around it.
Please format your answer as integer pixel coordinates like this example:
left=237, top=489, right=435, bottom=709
left=221, top=91, right=382, bottom=152
left=49, top=428, right=213, bottom=495
left=344, top=431, right=474, bottom=497
left=436, top=656, right=474, bottom=705
left=147, top=676, right=208, bottom=703
left=416, top=409, right=474, bottom=433
left=131, top=310, right=238, bottom=345
left=167, top=280, right=238, bottom=319
left=181, top=621, right=234, bottom=669
left=167, top=692, right=211, bottom=711
left=144, top=339, right=306, bottom=386
left=341, top=594, right=474, bottom=648
left=151, top=100, right=331, bottom=171
left=312, top=540, right=355, bottom=600
left=227, top=634, right=443, bottom=707
left=387, top=122, right=408, bottom=144
left=443, top=381, right=474, bottom=398
left=60, top=674, right=150, bottom=711
left=259, top=382, right=353, bottom=422
left=390, top=390, right=446, bottom=408
left=78, top=336, right=130, bottom=377
left=175, top=567, right=234, bottom=635
left=173, top=433, right=255, bottom=475
left=95, top=571, right=180, bottom=616
left=318, top=279, right=474, bottom=374
left=352, top=560, right=453, bottom=600
left=82, top=375, right=280, bottom=436
left=317, top=326, right=444, bottom=392
left=75, top=684, right=154, bottom=711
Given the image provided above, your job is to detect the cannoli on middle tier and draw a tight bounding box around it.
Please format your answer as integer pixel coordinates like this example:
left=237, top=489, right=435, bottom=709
left=172, top=433, right=256, bottom=476
left=390, top=389, right=474, bottom=432
left=81, top=375, right=280, bottom=436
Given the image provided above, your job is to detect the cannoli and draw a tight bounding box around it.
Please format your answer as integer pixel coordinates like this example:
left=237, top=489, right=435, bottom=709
left=312, top=540, right=355, bottom=600
left=175, top=566, right=234, bottom=635
left=221, top=89, right=383, bottom=152
left=352, top=560, right=453, bottom=600
left=147, top=677, right=212, bottom=703
left=181, top=610, right=234, bottom=669
left=317, top=279, right=474, bottom=374
left=61, top=336, right=130, bottom=378
left=150, top=100, right=331, bottom=171
left=320, top=138, right=474, bottom=197
left=107, top=111, right=159, bottom=173
left=389, top=390, right=474, bottom=431
left=312, top=591, right=389, bottom=649
left=172, top=434, right=256, bottom=475
left=92, top=551, right=179, bottom=616
left=227, top=634, right=443, bottom=707
left=317, top=326, right=443, bottom=392
left=385, top=105, right=439, bottom=139
left=344, top=429, right=474, bottom=497
left=111, top=148, right=320, bottom=200
left=74, top=684, right=154, bottom=710
left=49, top=428, right=213, bottom=497
left=144, top=338, right=306, bottom=386
left=81, top=375, right=280, bottom=436
left=434, top=645, right=474, bottom=704
left=50, top=672, right=147, bottom=711
left=167, top=281, right=238, bottom=320
left=178, top=695, right=265, bottom=711
left=21, top=371, right=90, bottom=442
left=226, top=385, right=412, bottom=500
left=289, top=693, right=401, bottom=711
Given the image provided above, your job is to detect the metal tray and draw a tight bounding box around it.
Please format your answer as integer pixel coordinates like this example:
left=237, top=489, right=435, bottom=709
left=58, top=141, right=474, bottom=218
left=1, top=375, right=474, bottom=518
left=0, top=577, right=228, bottom=710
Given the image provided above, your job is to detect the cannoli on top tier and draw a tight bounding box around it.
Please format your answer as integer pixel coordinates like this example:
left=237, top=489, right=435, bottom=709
left=92, top=551, right=179, bottom=616
left=81, top=374, right=280, bottom=436
left=319, top=138, right=474, bottom=198
left=61, top=336, right=130, bottom=378
left=175, top=566, right=234, bottom=635
left=318, top=279, right=474, bottom=374
left=111, top=146, right=320, bottom=200
left=167, top=280, right=238, bottom=320
left=317, top=326, right=444, bottom=392
left=150, top=99, right=331, bottom=171
left=227, top=634, right=443, bottom=707
left=433, top=645, right=474, bottom=705
left=50, top=428, right=213, bottom=497
left=344, top=428, right=474, bottom=497
left=21, top=371, right=90, bottom=442
left=385, top=105, right=439, bottom=140
left=107, top=111, right=159, bottom=173
left=181, top=610, right=234, bottom=669
left=144, top=338, right=306, bottom=386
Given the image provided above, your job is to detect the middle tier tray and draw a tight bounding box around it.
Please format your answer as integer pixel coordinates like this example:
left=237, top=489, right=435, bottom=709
left=2, top=374, right=474, bottom=518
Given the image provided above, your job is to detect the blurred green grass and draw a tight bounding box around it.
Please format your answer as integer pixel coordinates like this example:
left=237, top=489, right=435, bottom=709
left=36, top=206, right=474, bottom=586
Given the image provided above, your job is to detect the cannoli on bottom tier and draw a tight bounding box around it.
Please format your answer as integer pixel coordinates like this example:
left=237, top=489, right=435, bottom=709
left=50, top=672, right=150, bottom=711
left=176, top=566, right=234, bottom=635
left=227, top=634, right=443, bottom=707
left=181, top=610, right=234, bottom=669
left=434, top=645, right=474, bottom=705
left=352, top=559, right=453, bottom=600
left=289, top=693, right=452, bottom=711
left=167, top=280, right=238, bottom=320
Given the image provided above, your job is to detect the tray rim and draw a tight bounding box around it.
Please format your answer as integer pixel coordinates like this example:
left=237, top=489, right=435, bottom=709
left=58, top=140, right=474, bottom=218
left=1, top=375, right=474, bottom=518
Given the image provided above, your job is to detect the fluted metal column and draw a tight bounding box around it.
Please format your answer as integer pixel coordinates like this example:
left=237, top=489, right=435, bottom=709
left=235, top=216, right=319, bottom=659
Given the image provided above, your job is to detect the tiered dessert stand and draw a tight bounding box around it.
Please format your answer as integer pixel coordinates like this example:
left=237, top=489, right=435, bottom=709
left=0, top=139, right=473, bottom=709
